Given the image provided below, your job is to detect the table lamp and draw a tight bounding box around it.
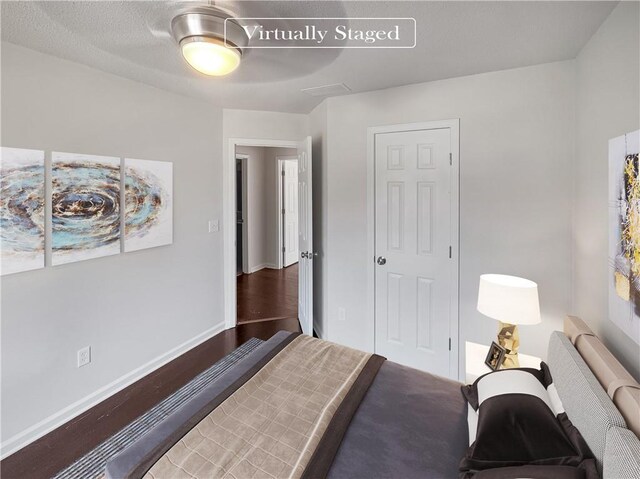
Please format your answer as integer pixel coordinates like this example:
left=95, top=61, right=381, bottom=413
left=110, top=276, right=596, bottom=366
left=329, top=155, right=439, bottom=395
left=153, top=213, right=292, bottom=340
left=477, top=274, right=541, bottom=368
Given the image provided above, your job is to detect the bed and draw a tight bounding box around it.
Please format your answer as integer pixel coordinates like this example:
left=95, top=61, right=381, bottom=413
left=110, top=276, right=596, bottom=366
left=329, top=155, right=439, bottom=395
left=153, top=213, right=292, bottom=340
left=106, top=317, right=640, bottom=479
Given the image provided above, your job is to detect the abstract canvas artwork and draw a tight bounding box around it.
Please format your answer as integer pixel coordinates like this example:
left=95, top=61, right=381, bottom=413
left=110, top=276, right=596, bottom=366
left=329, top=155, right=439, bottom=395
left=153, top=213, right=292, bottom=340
left=609, top=130, right=640, bottom=345
left=124, top=158, right=173, bottom=252
left=52, top=152, right=121, bottom=266
left=0, top=147, right=45, bottom=275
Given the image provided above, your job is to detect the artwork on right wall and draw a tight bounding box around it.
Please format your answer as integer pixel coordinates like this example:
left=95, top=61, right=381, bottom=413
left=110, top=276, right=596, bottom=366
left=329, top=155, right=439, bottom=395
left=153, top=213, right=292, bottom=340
left=609, top=129, right=640, bottom=345
left=124, top=158, right=173, bottom=252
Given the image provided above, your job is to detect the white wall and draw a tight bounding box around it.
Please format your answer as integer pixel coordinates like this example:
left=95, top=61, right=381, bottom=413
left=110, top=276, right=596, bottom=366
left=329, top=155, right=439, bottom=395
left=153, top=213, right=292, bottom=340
left=573, top=2, right=640, bottom=379
left=222, top=109, right=308, bottom=147
left=322, top=61, right=575, bottom=376
left=0, top=43, right=224, bottom=455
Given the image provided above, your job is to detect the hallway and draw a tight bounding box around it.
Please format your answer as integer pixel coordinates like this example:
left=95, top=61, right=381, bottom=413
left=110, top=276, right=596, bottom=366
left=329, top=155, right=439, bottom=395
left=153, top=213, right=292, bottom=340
left=237, top=264, right=298, bottom=323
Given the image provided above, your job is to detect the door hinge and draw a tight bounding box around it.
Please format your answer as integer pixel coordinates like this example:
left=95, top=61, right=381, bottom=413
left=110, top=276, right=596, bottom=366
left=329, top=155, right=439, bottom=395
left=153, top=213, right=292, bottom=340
left=449, top=246, right=452, bottom=258
left=282, top=208, right=285, bottom=214
left=281, top=170, right=285, bottom=176
left=282, top=246, right=286, bottom=252
left=449, top=152, right=452, bottom=165
left=449, top=338, right=452, bottom=351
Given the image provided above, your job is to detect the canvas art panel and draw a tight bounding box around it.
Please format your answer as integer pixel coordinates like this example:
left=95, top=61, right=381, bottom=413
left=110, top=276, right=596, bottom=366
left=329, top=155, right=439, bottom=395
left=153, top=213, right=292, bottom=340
left=0, top=147, right=45, bottom=275
left=52, top=152, right=121, bottom=266
left=124, top=158, right=173, bottom=252
left=608, top=129, right=640, bottom=345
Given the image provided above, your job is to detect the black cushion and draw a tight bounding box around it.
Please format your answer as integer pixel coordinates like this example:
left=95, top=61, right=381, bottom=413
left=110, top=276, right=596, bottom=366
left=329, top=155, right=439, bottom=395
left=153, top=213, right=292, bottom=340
left=459, top=364, right=597, bottom=478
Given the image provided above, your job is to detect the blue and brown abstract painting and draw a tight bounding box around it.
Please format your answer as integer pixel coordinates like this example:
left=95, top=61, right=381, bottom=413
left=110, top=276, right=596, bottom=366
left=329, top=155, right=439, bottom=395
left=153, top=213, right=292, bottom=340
left=0, top=147, right=45, bottom=275
left=52, top=152, right=121, bottom=265
left=124, top=158, right=173, bottom=252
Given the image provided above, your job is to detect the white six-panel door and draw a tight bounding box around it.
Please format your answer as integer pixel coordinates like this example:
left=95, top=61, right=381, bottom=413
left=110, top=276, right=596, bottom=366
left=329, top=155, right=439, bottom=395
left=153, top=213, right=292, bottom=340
left=297, top=137, right=313, bottom=336
left=283, top=159, right=299, bottom=267
left=374, top=127, right=453, bottom=376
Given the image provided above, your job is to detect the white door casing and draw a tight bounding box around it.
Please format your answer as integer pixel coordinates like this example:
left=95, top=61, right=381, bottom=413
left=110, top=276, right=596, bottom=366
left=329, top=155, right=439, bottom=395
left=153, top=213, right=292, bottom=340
left=283, top=159, right=299, bottom=267
left=373, top=125, right=457, bottom=378
left=297, top=136, right=313, bottom=336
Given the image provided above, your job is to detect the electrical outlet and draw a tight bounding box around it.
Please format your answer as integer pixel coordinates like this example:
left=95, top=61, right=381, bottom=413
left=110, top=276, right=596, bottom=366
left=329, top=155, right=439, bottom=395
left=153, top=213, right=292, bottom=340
left=338, top=307, right=346, bottom=321
left=77, top=346, right=91, bottom=368
left=208, top=219, right=219, bottom=233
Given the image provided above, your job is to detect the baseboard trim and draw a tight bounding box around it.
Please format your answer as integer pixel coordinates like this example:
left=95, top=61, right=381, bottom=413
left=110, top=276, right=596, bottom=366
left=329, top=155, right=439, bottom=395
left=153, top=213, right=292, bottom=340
left=249, top=263, right=278, bottom=273
left=0, top=322, right=227, bottom=460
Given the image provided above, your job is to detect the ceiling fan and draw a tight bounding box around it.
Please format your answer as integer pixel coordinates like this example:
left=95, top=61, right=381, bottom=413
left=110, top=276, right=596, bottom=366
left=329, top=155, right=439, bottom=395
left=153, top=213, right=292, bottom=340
left=169, top=3, right=248, bottom=76
left=149, top=0, right=348, bottom=81
left=22, top=0, right=347, bottom=83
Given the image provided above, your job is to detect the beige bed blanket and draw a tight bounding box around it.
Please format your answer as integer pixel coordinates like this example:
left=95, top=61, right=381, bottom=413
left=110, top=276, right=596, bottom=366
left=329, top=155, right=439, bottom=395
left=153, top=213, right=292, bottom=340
left=145, top=335, right=375, bottom=479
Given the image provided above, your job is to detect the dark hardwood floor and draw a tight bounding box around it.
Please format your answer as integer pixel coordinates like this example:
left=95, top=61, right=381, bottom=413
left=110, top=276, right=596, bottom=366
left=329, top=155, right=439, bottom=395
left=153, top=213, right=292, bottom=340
left=237, top=263, right=298, bottom=323
left=0, top=318, right=301, bottom=479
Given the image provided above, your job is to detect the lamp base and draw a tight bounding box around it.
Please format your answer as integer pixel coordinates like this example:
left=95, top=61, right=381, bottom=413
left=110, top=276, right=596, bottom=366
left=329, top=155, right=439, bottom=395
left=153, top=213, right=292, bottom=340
left=497, top=321, right=520, bottom=368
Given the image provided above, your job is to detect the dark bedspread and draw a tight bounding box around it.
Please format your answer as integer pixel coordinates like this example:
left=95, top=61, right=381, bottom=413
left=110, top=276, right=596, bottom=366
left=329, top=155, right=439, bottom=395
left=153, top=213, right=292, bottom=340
left=329, top=361, right=469, bottom=479
left=106, top=332, right=468, bottom=479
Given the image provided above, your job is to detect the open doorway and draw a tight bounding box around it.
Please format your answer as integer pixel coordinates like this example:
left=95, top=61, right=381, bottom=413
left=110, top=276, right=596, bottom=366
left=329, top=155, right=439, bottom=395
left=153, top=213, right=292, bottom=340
left=225, top=136, right=313, bottom=335
left=235, top=146, right=299, bottom=324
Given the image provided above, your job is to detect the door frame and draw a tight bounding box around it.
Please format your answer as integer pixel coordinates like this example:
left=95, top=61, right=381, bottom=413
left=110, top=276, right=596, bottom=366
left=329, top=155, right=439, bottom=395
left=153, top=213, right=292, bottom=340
left=235, top=154, right=249, bottom=274
left=224, top=138, right=298, bottom=329
left=366, top=119, right=460, bottom=379
left=276, top=155, right=299, bottom=269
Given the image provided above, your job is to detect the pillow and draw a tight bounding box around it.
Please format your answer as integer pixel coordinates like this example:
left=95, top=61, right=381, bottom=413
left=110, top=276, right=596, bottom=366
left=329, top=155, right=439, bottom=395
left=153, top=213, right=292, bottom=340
left=460, top=363, right=597, bottom=478
left=463, top=363, right=562, bottom=441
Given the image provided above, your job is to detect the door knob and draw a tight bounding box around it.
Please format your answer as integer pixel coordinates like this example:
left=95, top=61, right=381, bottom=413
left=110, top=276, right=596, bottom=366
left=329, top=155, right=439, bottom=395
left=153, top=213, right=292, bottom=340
left=377, top=256, right=386, bottom=265
left=301, top=252, right=308, bottom=259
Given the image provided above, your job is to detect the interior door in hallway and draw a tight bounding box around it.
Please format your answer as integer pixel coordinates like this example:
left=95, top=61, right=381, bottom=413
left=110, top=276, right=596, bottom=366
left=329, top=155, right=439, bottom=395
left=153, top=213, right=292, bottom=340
left=297, top=136, right=313, bottom=336
left=283, top=159, right=299, bottom=267
left=374, top=127, right=455, bottom=377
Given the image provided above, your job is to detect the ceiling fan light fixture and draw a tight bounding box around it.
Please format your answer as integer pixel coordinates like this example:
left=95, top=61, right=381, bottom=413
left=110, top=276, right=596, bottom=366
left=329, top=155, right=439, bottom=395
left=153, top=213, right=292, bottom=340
left=180, top=36, right=241, bottom=76
left=171, top=8, right=248, bottom=77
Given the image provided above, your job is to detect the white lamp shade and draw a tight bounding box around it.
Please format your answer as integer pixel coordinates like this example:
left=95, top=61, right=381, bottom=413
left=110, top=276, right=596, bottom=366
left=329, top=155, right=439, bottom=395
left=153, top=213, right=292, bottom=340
left=477, top=274, right=541, bottom=325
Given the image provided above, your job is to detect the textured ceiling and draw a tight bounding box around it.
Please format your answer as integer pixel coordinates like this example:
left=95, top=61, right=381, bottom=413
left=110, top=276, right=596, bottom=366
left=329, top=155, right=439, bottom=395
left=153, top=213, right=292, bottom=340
left=1, top=1, right=616, bottom=113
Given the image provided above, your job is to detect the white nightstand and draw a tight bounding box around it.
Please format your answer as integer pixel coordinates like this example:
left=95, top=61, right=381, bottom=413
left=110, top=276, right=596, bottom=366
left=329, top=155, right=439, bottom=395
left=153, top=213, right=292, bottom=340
left=465, top=341, right=542, bottom=384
